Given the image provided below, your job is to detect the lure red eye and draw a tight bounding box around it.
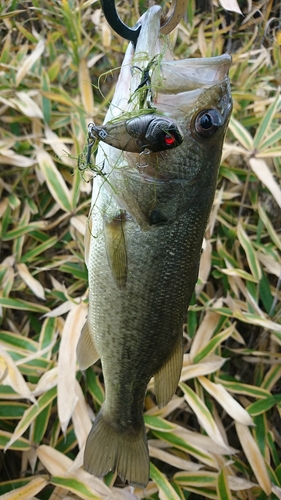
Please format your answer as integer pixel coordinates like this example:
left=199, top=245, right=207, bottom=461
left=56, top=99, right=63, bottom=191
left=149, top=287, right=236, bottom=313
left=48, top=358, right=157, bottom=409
left=164, top=134, right=175, bottom=145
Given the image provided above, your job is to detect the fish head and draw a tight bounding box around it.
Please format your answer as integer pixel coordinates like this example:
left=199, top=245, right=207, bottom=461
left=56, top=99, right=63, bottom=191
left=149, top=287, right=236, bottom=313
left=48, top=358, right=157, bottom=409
left=93, top=6, right=232, bottom=228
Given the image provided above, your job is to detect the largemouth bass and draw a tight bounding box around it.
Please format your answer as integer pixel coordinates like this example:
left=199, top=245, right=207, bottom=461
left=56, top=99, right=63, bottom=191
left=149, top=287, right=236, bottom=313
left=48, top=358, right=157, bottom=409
left=77, top=5, right=232, bottom=488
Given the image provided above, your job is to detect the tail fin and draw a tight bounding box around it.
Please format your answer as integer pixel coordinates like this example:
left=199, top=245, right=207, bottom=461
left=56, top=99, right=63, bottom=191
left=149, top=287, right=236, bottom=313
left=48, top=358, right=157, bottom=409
left=84, top=409, right=150, bottom=488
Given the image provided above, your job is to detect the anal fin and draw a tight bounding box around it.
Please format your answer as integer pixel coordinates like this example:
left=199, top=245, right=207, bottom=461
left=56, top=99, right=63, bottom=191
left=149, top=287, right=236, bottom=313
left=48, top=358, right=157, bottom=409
left=104, top=211, right=128, bottom=290
left=76, top=319, right=100, bottom=370
left=154, top=333, right=183, bottom=408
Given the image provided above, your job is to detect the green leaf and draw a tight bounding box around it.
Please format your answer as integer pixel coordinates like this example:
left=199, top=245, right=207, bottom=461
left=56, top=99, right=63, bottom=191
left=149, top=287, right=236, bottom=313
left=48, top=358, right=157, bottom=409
left=150, top=463, right=182, bottom=500
left=59, top=262, right=87, bottom=280
left=0, top=386, right=18, bottom=399
left=42, top=70, right=51, bottom=124
left=1, top=222, right=46, bottom=241
left=50, top=476, right=100, bottom=500
left=228, top=116, right=253, bottom=151
left=258, top=203, right=281, bottom=251
left=39, top=317, right=57, bottom=354
left=20, top=236, right=58, bottom=263
left=216, top=468, right=232, bottom=500
left=247, top=396, right=276, bottom=417
left=144, top=415, right=176, bottom=432
left=31, top=402, right=52, bottom=444
left=258, top=125, right=281, bottom=151
left=152, top=430, right=216, bottom=468
left=252, top=413, right=268, bottom=458
left=219, top=267, right=259, bottom=282
left=0, top=477, right=47, bottom=499
left=0, top=297, right=49, bottom=313
left=55, top=425, right=77, bottom=453
left=215, top=378, right=271, bottom=399
left=0, top=330, right=38, bottom=353
left=179, top=382, right=227, bottom=449
left=237, top=222, right=262, bottom=281
left=85, top=368, right=104, bottom=406
left=0, top=431, right=30, bottom=450
left=267, top=431, right=280, bottom=468
left=261, top=365, right=281, bottom=392
left=193, top=324, right=235, bottom=363
left=174, top=470, right=217, bottom=488
left=254, top=94, right=281, bottom=149
left=5, top=387, right=57, bottom=449
left=0, top=402, right=29, bottom=419
left=37, top=149, right=73, bottom=212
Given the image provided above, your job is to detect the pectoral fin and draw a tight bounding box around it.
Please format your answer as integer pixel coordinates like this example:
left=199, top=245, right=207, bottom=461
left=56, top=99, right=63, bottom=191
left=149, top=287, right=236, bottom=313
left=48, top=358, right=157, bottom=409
left=154, top=333, right=183, bottom=408
left=76, top=319, right=100, bottom=370
left=104, top=212, right=128, bottom=290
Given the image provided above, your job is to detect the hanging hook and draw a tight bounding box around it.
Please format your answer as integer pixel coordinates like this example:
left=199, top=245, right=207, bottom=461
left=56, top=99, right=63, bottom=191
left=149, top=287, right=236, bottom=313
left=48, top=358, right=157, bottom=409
left=100, top=0, right=187, bottom=44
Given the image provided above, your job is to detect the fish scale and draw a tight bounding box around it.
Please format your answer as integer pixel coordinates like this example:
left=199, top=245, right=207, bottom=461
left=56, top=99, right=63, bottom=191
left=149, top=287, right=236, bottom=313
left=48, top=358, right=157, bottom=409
left=77, top=5, right=232, bottom=488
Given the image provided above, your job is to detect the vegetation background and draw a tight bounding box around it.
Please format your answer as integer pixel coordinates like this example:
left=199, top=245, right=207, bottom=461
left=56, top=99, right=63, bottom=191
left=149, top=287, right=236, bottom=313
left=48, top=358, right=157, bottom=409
left=0, top=0, right=280, bottom=498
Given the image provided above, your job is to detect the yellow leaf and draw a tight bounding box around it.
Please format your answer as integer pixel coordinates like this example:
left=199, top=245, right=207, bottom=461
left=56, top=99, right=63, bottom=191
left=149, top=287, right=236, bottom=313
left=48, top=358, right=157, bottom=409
left=0, top=477, right=47, bottom=499
left=199, top=376, right=254, bottom=426
left=189, top=300, right=223, bottom=360
left=79, top=58, right=94, bottom=117
left=44, top=125, right=75, bottom=167
left=235, top=422, right=271, bottom=495
left=180, top=383, right=234, bottom=452
left=16, top=39, right=45, bottom=87
left=72, top=380, right=92, bottom=449
left=37, top=149, right=72, bottom=212
left=249, top=157, right=281, bottom=209
left=32, top=367, right=58, bottom=397
left=17, top=263, right=45, bottom=300
left=0, top=347, right=35, bottom=402
left=181, top=354, right=226, bottom=382
left=0, top=152, right=35, bottom=168
left=37, top=445, right=113, bottom=497
left=218, top=0, right=242, bottom=14
left=11, top=91, right=43, bottom=118
left=58, top=302, right=88, bottom=434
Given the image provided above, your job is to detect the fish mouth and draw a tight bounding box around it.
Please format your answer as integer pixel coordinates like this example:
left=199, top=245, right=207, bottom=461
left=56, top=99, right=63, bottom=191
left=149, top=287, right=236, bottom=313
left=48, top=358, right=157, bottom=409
left=105, top=6, right=232, bottom=121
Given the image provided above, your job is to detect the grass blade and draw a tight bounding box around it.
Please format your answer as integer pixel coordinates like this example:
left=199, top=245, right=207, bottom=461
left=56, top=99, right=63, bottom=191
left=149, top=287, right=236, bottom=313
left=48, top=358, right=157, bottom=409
left=150, top=462, right=182, bottom=500
left=228, top=116, right=253, bottom=151
left=0, top=477, right=47, bottom=500
left=249, top=157, right=281, bottom=209
left=199, top=376, right=253, bottom=425
left=216, top=468, right=233, bottom=500
left=58, top=302, right=88, bottom=434
left=37, top=149, right=73, bottom=212
left=254, top=94, right=281, bottom=149
left=179, top=382, right=232, bottom=451
left=237, top=222, right=262, bottom=281
left=5, top=387, right=57, bottom=450
left=15, top=39, right=45, bottom=86
left=235, top=422, right=272, bottom=495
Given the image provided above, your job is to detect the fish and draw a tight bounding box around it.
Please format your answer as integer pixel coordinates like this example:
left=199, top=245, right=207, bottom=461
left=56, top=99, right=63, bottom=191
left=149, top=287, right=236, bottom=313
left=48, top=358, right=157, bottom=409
left=77, top=5, right=232, bottom=489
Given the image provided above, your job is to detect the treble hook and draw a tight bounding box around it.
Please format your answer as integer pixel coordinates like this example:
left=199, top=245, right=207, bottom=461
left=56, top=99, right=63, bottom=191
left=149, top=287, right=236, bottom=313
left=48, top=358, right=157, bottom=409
left=100, top=0, right=187, bottom=44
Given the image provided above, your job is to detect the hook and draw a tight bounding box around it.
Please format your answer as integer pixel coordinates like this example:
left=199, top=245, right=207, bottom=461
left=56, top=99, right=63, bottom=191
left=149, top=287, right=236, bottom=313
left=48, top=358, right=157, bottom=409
left=100, top=0, right=187, bottom=44
left=160, top=0, right=188, bottom=35
left=100, top=0, right=141, bottom=45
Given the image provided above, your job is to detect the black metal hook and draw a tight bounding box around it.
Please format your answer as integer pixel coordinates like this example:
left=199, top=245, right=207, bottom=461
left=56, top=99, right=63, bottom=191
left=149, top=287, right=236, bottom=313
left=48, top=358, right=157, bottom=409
left=100, top=0, right=141, bottom=45
left=100, top=1, right=188, bottom=44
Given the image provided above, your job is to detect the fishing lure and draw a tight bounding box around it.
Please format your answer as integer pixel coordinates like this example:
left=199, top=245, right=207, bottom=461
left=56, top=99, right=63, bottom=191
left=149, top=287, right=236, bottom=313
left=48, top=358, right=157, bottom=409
left=88, top=113, right=183, bottom=154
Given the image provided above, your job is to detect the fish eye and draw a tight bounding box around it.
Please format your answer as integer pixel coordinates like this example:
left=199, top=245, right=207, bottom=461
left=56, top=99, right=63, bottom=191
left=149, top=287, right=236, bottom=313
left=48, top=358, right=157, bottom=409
left=194, top=109, right=221, bottom=138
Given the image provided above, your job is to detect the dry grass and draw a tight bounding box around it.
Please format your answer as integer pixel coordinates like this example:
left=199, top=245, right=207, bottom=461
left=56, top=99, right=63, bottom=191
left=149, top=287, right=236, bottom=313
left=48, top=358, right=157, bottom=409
left=0, top=1, right=281, bottom=499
